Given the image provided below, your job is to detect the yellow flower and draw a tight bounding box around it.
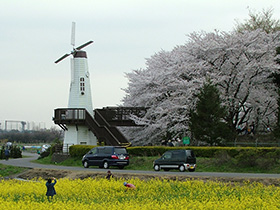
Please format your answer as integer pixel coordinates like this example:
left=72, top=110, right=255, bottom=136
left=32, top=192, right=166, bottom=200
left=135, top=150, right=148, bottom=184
left=0, top=178, right=279, bottom=209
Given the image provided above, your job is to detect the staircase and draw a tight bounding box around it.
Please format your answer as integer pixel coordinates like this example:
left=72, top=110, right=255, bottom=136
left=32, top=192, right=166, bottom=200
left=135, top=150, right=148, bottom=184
left=85, top=110, right=130, bottom=146
left=53, top=107, right=146, bottom=146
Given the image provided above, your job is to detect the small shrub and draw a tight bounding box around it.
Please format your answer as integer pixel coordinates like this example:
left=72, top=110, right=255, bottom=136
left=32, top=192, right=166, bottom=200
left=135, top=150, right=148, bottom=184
left=234, top=149, right=259, bottom=167
left=69, top=145, right=95, bottom=158
left=0, top=145, right=22, bottom=159
left=213, top=150, right=232, bottom=165
left=10, top=145, right=22, bottom=158
left=255, top=151, right=279, bottom=169
left=38, top=147, right=51, bottom=159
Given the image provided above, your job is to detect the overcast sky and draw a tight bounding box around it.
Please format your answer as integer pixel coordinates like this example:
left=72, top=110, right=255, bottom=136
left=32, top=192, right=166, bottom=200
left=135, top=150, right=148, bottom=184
left=1, top=0, right=280, bottom=129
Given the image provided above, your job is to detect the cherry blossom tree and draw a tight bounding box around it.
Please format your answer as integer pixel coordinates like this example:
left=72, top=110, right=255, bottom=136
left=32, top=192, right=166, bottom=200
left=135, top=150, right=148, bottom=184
left=188, top=30, right=280, bottom=130
left=234, top=8, right=280, bottom=135
left=235, top=8, right=280, bottom=33
left=122, top=30, right=280, bottom=145
left=271, top=47, right=280, bottom=137
left=122, top=49, right=204, bottom=145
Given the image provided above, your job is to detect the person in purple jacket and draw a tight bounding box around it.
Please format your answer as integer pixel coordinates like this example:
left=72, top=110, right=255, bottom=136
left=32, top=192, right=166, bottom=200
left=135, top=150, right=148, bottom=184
left=46, top=177, right=57, bottom=201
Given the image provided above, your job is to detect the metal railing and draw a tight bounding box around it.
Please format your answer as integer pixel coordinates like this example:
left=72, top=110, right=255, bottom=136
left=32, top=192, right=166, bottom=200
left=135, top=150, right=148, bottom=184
left=62, top=144, right=74, bottom=154
left=225, top=141, right=280, bottom=147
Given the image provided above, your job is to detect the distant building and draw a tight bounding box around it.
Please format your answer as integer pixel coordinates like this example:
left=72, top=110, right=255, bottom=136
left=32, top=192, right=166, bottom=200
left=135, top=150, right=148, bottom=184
left=0, top=120, right=46, bottom=131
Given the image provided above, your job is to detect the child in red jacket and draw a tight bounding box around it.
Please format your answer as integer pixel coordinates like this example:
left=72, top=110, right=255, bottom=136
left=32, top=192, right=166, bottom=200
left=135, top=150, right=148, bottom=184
left=123, top=182, right=136, bottom=189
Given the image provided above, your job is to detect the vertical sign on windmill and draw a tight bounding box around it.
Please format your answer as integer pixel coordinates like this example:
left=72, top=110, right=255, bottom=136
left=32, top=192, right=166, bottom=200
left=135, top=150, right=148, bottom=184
left=55, top=22, right=97, bottom=151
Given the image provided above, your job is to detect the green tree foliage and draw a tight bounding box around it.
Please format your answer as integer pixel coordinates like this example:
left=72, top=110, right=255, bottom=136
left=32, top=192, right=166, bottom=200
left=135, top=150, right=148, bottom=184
left=189, top=81, right=233, bottom=145
left=235, top=8, right=280, bottom=33
left=0, top=145, right=22, bottom=159
left=0, top=128, right=63, bottom=143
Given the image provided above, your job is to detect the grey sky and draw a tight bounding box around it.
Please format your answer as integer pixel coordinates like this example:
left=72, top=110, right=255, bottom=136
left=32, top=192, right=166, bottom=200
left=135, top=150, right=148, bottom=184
left=1, top=0, right=279, bottom=129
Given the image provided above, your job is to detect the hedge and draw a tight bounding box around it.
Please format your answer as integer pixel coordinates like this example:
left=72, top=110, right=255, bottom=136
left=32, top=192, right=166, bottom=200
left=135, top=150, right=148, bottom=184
left=0, top=145, right=22, bottom=159
left=69, top=145, right=280, bottom=159
left=69, top=145, right=96, bottom=158
left=127, top=146, right=241, bottom=157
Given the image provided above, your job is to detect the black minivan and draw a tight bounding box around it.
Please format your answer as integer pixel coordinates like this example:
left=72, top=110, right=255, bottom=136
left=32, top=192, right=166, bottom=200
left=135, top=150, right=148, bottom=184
left=153, top=149, right=196, bottom=172
left=82, top=146, right=129, bottom=169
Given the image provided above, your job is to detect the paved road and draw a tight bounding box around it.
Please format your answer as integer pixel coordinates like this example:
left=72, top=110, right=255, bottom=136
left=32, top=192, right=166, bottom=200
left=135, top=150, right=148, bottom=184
left=1, top=152, right=280, bottom=179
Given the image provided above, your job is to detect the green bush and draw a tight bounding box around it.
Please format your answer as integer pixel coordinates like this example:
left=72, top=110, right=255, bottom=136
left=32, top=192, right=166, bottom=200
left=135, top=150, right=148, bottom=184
left=0, top=145, right=22, bottom=159
left=234, top=149, right=258, bottom=167
left=255, top=150, right=280, bottom=169
left=127, top=146, right=243, bottom=158
left=213, top=150, right=232, bottom=165
left=69, top=145, right=95, bottom=158
left=232, top=148, right=280, bottom=168
left=189, top=147, right=220, bottom=157
left=38, top=147, right=51, bottom=159
left=10, top=145, right=22, bottom=158
left=127, top=146, right=168, bottom=157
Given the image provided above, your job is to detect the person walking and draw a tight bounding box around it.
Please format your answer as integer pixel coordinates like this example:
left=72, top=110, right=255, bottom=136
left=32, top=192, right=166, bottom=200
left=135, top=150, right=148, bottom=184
left=46, top=177, right=57, bottom=201
left=4, top=148, right=10, bottom=161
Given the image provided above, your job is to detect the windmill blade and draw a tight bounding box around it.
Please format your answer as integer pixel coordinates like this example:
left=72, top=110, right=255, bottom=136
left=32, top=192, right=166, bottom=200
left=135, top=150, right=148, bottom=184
left=71, top=22, right=76, bottom=47
left=54, top=53, right=71, bottom=64
left=76, top=40, right=94, bottom=50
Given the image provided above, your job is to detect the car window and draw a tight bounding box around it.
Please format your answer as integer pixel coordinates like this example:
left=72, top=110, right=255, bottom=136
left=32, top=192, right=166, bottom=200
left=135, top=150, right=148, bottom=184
left=90, top=148, right=97, bottom=155
left=104, top=147, right=112, bottom=154
left=172, top=151, right=182, bottom=159
left=98, top=147, right=105, bottom=154
left=163, top=152, right=172, bottom=159
left=186, top=150, right=195, bottom=157
left=114, top=148, right=127, bottom=154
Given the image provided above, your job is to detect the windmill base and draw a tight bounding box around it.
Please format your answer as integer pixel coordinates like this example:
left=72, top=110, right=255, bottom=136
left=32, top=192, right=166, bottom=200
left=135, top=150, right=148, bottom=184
left=63, top=125, right=97, bottom=153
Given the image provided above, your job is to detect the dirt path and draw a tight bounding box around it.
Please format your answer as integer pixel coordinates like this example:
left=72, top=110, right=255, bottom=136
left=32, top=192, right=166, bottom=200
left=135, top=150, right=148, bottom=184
left=11, top=168, right=280, bottom=186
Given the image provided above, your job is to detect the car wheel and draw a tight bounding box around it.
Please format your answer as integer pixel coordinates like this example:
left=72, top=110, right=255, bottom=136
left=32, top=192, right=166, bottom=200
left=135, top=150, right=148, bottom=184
left=188, top=168, right=195, bottom=172
left=179, top=165, right=185, bottom=172
left=154, top=164, right=160, bottom=171
left=103, top=161, right=109, bottom=169
left=83, top=161, right=89, bottom=168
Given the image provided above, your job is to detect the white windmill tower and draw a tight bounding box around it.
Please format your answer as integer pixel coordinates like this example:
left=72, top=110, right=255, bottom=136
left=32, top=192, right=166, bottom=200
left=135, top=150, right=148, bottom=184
left=55, top=22, right=97, bottom=151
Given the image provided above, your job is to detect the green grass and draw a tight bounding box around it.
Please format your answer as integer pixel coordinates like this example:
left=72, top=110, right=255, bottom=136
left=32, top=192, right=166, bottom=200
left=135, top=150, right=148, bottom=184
left=33, top=155, right=82, bottom=167
left=33, top=155, right=159, bottom=170
left=0, top=163, right=27, bottom=177
left=126, top=156, right=158, bottom=170
left=32, top=156, right=52, bottom=164
left=33, top=155, right=280, bottom=174
left=196, top=157, right=280, bottom=173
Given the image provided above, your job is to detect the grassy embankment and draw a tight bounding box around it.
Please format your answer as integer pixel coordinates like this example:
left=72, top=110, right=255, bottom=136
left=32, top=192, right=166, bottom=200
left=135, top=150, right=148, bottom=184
left=0, top=164, right=26, bottom=177
left=33, top=154, right=280, bottom=174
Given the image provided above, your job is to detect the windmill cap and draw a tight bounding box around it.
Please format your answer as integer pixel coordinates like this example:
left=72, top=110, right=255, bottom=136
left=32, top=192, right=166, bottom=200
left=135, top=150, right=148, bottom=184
left=74, top=51, right=87, bottom=58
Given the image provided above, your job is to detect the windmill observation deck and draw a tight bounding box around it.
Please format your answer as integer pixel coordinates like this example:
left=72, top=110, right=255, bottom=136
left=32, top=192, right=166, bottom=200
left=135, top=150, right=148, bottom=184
left=53, top=107, right=147, bottom=146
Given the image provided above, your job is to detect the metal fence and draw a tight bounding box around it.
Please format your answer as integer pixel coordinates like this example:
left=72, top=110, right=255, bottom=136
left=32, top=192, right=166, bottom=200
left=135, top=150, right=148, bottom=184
left=225, top=141, right=280, bottom=147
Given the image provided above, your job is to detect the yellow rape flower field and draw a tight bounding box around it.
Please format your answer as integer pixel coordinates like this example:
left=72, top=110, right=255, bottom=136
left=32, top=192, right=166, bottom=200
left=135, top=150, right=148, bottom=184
left=0, top=177, right=280, bottom=210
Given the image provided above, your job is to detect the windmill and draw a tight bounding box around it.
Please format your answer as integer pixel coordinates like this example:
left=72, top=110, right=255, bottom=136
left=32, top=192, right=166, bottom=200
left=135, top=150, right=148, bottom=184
left=54, top=23, right=93, bottom=64
left=55, top=22, right=97, bottom=151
